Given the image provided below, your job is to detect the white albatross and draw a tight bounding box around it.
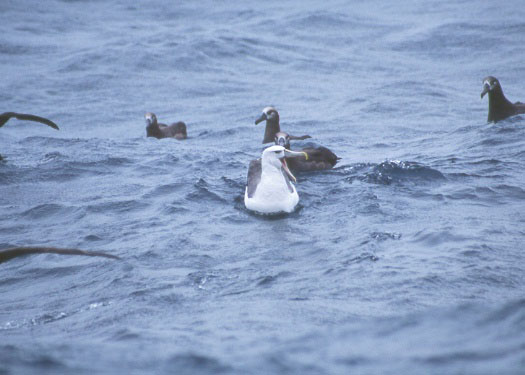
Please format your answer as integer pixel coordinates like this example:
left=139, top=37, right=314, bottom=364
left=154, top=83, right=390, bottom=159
left=244, top=145, right=308, bottom=214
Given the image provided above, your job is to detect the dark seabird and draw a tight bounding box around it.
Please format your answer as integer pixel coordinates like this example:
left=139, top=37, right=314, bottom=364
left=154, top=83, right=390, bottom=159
left=0, top=112, right=59, bottom=160
left=0, top=247, right=120, bottom=265
left=275, top=131, right=340, bottom=171
left=481, top=76, right=525, bottom=123
left=245, top=145, right=308, bottom=214
left=254, top=106, right=311, bottom=144
left=145, top=112, right=187, bottom=139
left=0, top=112, right=59, bottom=130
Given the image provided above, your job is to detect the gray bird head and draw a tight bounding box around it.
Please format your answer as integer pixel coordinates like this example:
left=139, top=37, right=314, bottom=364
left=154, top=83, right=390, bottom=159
left=261, top=145, right=308, bottom=183
left=144, top=112, right=157, bottom=126
left=255, top=106, right=279, bottom=125
left=274, top=131, right=291, bottom=149
left=481, top=76, right=501, bottom=99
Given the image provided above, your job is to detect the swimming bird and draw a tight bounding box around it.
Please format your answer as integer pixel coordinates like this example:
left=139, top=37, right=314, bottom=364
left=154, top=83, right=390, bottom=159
left=0, top=112, right=59, bottom=130
left=145, top=112, right=187, bottom=139
left=481, top=76, right=525, bottom=123
left=0, top=247, right=120, bottom=265
left=245, top=145, right=307, bottom=214
left=254, top=106, right=311, bottom=144
left=275, top=131, right=340, bottom=171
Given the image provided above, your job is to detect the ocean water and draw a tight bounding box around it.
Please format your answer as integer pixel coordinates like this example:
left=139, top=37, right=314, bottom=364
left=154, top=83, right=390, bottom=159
left=1, top=0, right=525, bottom=373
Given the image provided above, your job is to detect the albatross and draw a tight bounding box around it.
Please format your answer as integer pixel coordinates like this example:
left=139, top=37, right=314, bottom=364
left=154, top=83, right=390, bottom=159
left=0, top=112, right=59, bottom=130
left=0, top=112, right=59, bottom=160
left=144, top=112, right=187, bottom=139
left=481, top=76, right=525, bottom=123
left=274, top=131, right=340, bottom=172
left=0, top=247, right=120, bottom=265
left=244, top=145, right=308, bottom=214
left=254, top=106, right=311, bottom=144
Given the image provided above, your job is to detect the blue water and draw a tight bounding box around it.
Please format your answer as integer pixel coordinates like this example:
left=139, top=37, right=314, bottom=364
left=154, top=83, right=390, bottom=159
left=1, top=0, right=525, bottom=373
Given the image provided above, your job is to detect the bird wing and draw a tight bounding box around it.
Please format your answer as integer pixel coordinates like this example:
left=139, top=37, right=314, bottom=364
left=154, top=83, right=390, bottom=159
left=286, top=146, right=339, bottom=171
left=281, top=167, right=294, bottom=193
left=289, top=134, right=312, bottom=140
left=0, top=112, right=59, bottom=129
left=246, top=158, right=262, bottom=198
left=168, top=122, right=187, bottom=138
left=0, top=246, right=119, bottom=264
left=302, top=146, right=340, bottom=166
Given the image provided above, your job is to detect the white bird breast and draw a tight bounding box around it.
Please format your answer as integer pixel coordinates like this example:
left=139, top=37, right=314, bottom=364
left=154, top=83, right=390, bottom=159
left=245, top=167, right=299, bottom=214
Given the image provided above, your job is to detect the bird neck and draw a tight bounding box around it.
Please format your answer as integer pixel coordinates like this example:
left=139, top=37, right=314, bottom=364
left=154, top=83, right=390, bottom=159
left=261, top=160, right=283, bottom=179
left=146, top=122, right=162, bottom=137
left=263, top=119, right=280, bottom=144
left=260, top=162, right=292, bottom=195
left=488, top=87, right=514, bottom=122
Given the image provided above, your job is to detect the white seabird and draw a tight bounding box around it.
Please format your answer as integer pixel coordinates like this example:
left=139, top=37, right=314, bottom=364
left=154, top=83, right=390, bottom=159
left=244, top=145, right=308, bottom=214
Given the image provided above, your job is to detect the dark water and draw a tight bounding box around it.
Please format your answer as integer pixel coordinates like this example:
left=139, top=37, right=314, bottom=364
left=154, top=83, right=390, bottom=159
left=1, top=0, right=525, bottom=373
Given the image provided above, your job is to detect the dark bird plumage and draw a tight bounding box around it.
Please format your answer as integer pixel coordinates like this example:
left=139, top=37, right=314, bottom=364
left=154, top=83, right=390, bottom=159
left=275, top=131, right=340, bottom=171
left=246, top=158, right=262, bottom=198
left=0, top=247, right=120, bottom=264
left=254, top=106, right=311, bottom=144
left=481, top=76, right=525, bottom=123
left=0, top=112, right=59, bottom=130
left=145, top=112, right=187, bottom=139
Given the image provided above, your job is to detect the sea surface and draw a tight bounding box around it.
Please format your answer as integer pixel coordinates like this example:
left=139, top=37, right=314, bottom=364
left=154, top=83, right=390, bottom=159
left=1, top=0, right=525, bottom=373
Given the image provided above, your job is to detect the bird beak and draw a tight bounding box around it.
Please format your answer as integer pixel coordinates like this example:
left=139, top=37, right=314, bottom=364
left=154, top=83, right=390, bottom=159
left=280, top=150, right=308, bottom=182
left=280, top=158, right=296, bottom=183
left=481, top=83, right=491, bottom=99
left=280, top=149, right=308, bottom=183
left=255, top=113, right=267, bottom=125
left=284, top=149, right=309, bottom=160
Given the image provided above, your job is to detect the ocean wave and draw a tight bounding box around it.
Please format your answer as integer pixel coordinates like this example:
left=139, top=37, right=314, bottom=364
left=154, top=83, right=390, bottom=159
left=411, top=228, right=470, bottom=246
left=363, top=160, right=445, bottom=185
left=255, top=271, right=293, bottom=287
left=142, top=182, right=186, bottom=199
left=370, top=232, right=402, bottom=241
left=86, top=199, right=149, bottom=214
left=185, top=178, right=228, bottom=204
left=20, top=203, right=84, bottom=221
left=0, top=42, right=54, bottom=56
left=392, top=22, right=502, bottom=57
left=164, top=353, right=231, bottom=374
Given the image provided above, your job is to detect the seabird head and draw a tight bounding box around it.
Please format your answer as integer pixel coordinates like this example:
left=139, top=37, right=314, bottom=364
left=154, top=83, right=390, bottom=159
left=255, top=106, right=279, bottom=125
left=144, top=112, right=157, bottom=126
left=261, top=145, right=308, bottom=183
left=274, top=131, right=291, bottom=149
left=481, top=76, right=501, bottom=99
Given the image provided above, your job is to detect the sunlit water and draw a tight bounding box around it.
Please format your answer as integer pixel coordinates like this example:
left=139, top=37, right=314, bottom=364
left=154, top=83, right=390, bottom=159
left=1, top=0, right=525, bottom=373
